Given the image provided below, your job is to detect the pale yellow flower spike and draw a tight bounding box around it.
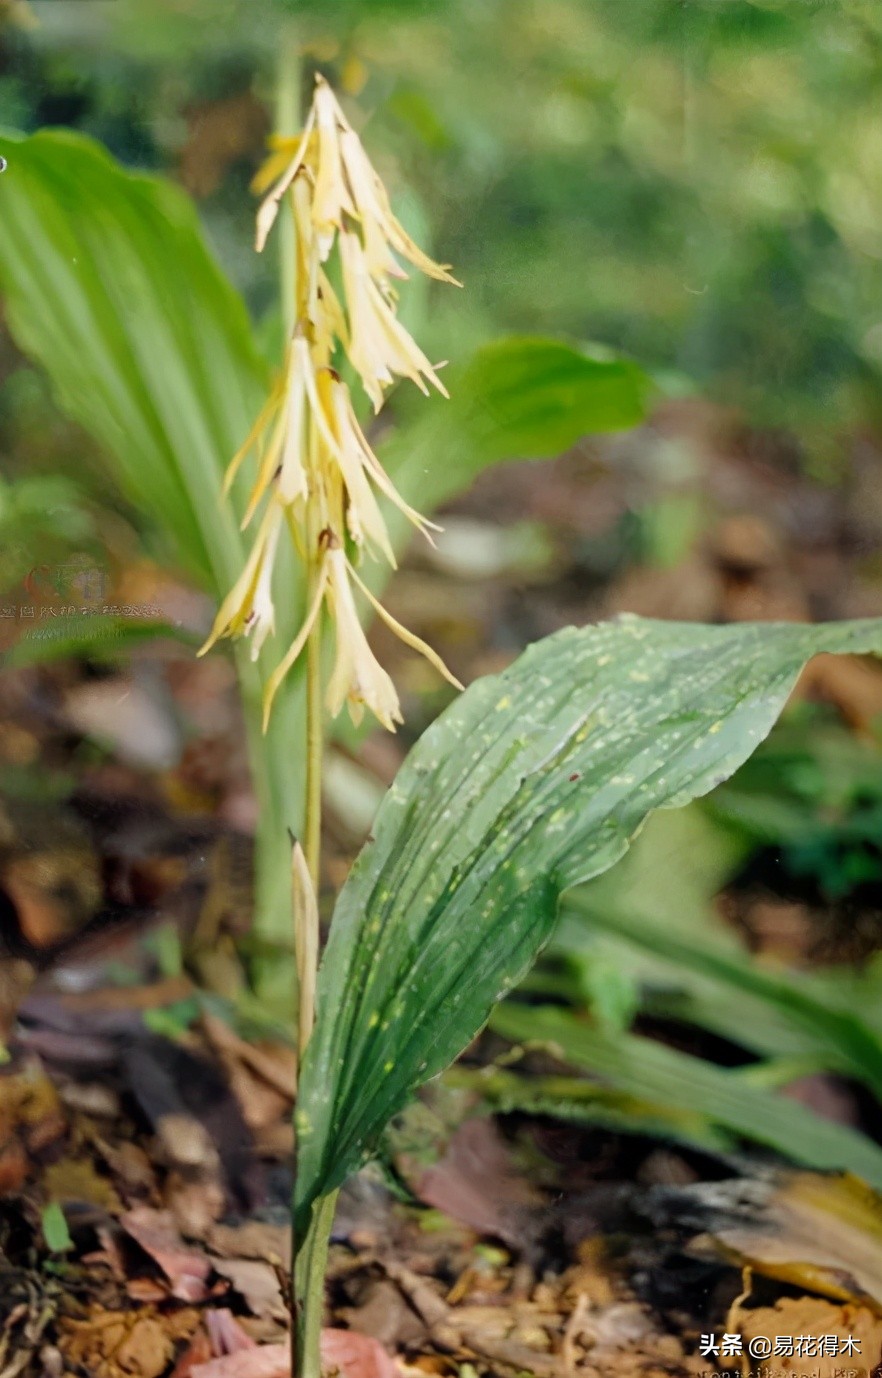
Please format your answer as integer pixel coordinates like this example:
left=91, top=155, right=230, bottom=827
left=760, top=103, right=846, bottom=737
left=210, top=70, right=462, bottom=733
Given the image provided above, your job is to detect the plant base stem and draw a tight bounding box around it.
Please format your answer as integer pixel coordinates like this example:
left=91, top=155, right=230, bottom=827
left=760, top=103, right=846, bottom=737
left=294, top=1189, right=339, bottom=1378
left=304, top=600, right=323, bottom=890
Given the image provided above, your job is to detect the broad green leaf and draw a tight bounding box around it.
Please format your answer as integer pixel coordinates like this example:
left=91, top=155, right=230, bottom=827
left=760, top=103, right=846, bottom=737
left=0, top=128, right=268, bottom=594
left=450, top=336, right=652, bottom=459
left=443, top=1064, right=733, bottom=1152
left=384, top=336, right=653, bottom=516
left=296, top=615, right=882, bottom=1233
left=0, top=129, right=309, bottom=966
left=488, top=1003, right=882, bottom=1190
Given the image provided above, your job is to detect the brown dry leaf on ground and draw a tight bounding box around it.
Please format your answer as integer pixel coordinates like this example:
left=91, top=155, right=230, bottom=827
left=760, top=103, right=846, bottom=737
left=377, top=1252, right=701, bottom=1378
left=97, top=1138, right=159, bottom=1202
left=339, top=1277, right=428, bottom=1350
left=451, top=1292, right=695, bottom=1377
left=44, top=1156, right=122, bottom=1214
left=210, top=1257, right=288, bottom=1323
left=414, top=1117, right=543, bottom=1247
left=190, top=1349, right=290, bottom=1378
left=206, top=1220, right=291, bottom=1266
left=58, top=1306, right=199, bottom=1378
left=169, top=1328, right=215, bottom=1378
left=119, top=1207, right=212, bottom=1303
left=0, top=801, right=103, bottom=949
left=201, top=1011, right=295, bottom=1138
left=0, top=1062, right=66, bottom=1192
left=699, top=1174, right=882, bottom=1310
left=739, top=1297, right=882, bottom=1378
left=190, top=1329, right=401, bottom=1378
left=321, top=1329, right=403, bottom=1378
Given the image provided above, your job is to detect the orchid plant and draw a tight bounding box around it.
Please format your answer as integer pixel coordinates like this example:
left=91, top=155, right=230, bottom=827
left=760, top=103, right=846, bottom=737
left=3, top=64, right=882, bottom=1378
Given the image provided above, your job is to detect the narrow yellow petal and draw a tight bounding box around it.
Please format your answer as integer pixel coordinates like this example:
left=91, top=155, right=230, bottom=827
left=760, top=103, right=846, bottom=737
left=330, top=384, right=396, bottom=565
left=326, top=550, right=402, bottom=731
left=335, top=387, right=438, bottom=539
left=366, top=274, right=449, bottom=398
left=199, top=505, right=282, bottom=656
left=311, top=81, right=356, bottom=239
left=255, top=105, right=316, bottom=253
left=250, top=137, right=302, bottom=197
left=241, top=402, right=288, bottom=527
left=276, top=341, right=310, bottom=506
left=347, top=559, right=463, bottom=692
left=338, top=126, right=460, bottom=286
left=340, top=231, right=449, bottom=405
left=299, top=342, right=346, bottom=460
left=262, top=558, right=329, bottom=730
left=222, top=375, right=285, bottom=499
left=314, top=269, right=349, bottom=353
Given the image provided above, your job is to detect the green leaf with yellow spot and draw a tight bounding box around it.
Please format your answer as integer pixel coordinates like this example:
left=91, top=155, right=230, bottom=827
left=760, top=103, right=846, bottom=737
left=296, top=615, right=882, bottom=1236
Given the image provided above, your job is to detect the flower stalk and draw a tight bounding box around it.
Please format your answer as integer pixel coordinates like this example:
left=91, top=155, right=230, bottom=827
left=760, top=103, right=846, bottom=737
left=203, top=66, right=461, bottom=1378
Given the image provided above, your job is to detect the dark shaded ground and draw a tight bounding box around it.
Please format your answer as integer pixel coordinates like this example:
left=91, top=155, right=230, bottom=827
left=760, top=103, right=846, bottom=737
left=4, top=399, right=882, bottom=1376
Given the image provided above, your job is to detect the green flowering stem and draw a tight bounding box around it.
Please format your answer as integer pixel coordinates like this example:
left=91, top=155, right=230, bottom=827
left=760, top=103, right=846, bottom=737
left=303, top=527, right=325, bottom=893
left=270, top=26, right=331, bottom=1378
left=238, top=651, right=304, bottom=1006
left=275, top=20, right=301, bottom=338
left=240, top=20, right=306, bottom=1008
left=294, top=1189, right=339, bottom=1378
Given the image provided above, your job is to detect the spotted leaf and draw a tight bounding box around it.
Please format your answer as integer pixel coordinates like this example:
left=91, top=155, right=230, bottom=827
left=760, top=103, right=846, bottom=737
left=295, top=615, right=882, bottom=1234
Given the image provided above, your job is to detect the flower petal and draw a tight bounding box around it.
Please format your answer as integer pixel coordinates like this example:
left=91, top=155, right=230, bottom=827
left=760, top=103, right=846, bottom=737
left=255, top=106, right=316, bottom=253
left=347, top=559, right=463, bottom=692
left=326, top=550, right=402, bottom=731
left=261, top=555, right=329, bottom=729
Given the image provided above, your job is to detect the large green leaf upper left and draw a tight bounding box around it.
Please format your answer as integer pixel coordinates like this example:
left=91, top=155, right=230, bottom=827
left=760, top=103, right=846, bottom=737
left=0, top=129, right=267, bottom=594
left=295, top=616, right=882, bottom=1234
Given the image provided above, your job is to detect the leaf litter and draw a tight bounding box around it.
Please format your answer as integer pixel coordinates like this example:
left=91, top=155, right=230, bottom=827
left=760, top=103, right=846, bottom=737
left=5, top=401, right=882, bottom=1376
left=5, top=829, right=882, bottom=1378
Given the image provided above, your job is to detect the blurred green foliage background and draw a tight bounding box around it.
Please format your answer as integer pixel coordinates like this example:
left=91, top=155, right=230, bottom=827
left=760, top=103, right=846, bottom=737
left=4, top=0, right=882, bottom=460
